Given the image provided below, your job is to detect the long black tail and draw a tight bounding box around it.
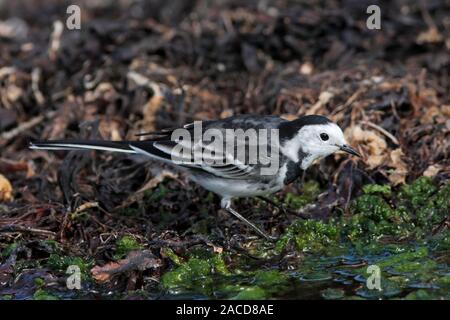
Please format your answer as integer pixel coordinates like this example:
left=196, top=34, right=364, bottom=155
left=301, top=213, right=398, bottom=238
left=30, top=139, right=138, bottom=153
left=29, top=139, right=171, bottom=161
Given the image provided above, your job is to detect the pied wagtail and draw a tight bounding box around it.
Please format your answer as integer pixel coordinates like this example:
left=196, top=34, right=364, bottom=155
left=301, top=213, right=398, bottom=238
left=30, top=115, right=360, bottom=240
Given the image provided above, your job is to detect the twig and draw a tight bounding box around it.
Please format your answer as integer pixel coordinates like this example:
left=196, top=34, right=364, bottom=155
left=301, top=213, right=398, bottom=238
left=48, top=20, right=63, bottom=60
left=0, top=111, right=56, bottom=145
left=70, top=201, right=99, bottom=218
left=361, top=120, right=399, bottom=145
left=0, top=225, right=56, bottom=237
left=114, top=170, right=178, bottom=210
left=31, top=68, right=45, bottom=106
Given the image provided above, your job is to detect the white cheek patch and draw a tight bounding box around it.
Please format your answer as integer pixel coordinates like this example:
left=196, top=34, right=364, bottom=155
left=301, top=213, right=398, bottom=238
left=281, top=123, right=346, bottom=164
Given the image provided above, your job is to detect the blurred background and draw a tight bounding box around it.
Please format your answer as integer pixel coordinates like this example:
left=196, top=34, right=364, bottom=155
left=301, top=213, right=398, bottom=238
left=1, top=0, right=448, bottom=204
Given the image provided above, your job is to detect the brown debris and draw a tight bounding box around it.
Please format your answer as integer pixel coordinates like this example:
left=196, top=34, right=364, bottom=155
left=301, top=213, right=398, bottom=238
left=91, top=250, right=161, bottom=283
left=0, top=174, right=13, bottom=202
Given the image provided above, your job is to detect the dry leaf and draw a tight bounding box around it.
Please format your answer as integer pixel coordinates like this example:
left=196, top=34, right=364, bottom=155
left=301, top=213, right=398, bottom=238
left=423, top=164, right=442, bottom=177
left=386, top=148, right=408, bottom=185
left=280, top=114, right=297, bottom=121
left=307, top=91, right=334, bottom=115
left=91, top=250, right=161, bottom=283
left=220, top=109, right=234, bottom=119
left=137, top=170, right=178, bottom=193
left=300, top=62, right=314, bottom=75
left=6, top=85, right=23, bottom=102
left=344, top=126, right=387, bottom=169
left=416, top=27, right=443, bottom=44
left=0, top=174, right=13, bottom=202
left=127, top=71, right=165, bottom=132
left=99, top=119, right=122, bottom=141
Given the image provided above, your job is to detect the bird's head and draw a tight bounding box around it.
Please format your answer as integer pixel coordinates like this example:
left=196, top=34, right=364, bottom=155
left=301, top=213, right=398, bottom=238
left=280, top=115, right=360, bottom=169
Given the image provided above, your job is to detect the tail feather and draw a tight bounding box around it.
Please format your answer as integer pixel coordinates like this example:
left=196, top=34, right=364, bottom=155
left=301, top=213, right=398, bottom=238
left=29, top=139, right=173, bottom=162
left=29, top=139, right=137, bottom=154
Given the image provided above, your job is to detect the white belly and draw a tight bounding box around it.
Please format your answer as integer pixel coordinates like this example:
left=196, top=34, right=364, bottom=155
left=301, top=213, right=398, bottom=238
left=190, top=175, right=282, bottom=198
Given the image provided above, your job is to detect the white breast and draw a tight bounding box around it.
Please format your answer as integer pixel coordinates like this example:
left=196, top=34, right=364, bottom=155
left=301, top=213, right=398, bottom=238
left=189, top=164, right=287, bottom=199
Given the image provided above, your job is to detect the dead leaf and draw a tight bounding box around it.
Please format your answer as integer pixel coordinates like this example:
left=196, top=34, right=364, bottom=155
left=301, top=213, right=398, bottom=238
left=300, top=62, right=314, bottom=75
left=421, top=104, right=449, bottom=125
left=91, top=250, right=161, bottom=283
left=127, top=71, right=165, bottom=132
left=416, top=27, right=443, bottom=44
left=0, top=159, right=34, bottom=178
left=0, top=174, right=13, bottom=202
left=137, top=170, right=178, bottom=193
left=306, top=90, right=334, bottom=115
left=386, top=148, right=408, bottom=185
left=220, top=109, right=234, bottom=119
left=99, top=119, right=123, bottom=141
left=280, top=114, right=297, bottom=121
left=6, top=85, right=23, bottom=102
left=344, top=126, right=387, bottom=169
left=423, top=164, right=443, bottom=177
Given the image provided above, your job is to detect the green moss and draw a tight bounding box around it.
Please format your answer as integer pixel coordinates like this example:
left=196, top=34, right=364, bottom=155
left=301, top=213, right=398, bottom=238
left=276, top=219, right=339, bottom=253
left=396, top=178, right=449, bottom=234
left=162, top=248, right=183, bottom=266
left=345, top=194, right=410, bottom=241
left=114, top=235, right=143, bottom=259
left=253, top=270, right=288, bottom=287
left=33, top=289, right=59, bottom=300
left=1, top=242, right=19, bottom=258
left=391, top=259, right=437, bottom=274
left=248, top=270, right=290, bottom=297
left=416, top=183, right=449, bottom=228
left=42, top=240, right=62, bottom=252
left=211, top=253, right=231, bottom=276
left=321, top=288, right=345, bottom=299
left=342, top=179, right=450, bottom=242
left=231, top=286, right=266, bottom=299
left=352, top=194, right=395, bottom=221
left=363, top=184, right=392, bottom=196
left=156, top=177, right=450, bottom=300
left=34, top=277, right=45, bottom=287
left=284, top=181, right=321, bottom=209
left=434, top=231, right=450, bottom=251
left=375, top=246, right=428, bottom=267
left=46, top=254, right=91, bottom=278
left=399, top=177, right=437, bottom=208
left=161, top=257, right=211, bottom=291
left=404, top=289, right=438, bottom=300
left=438, top=274, right=450, bottom=286
left=144, top=184, right=168, bottom=202
left=161, top=252, right=230, bottom=295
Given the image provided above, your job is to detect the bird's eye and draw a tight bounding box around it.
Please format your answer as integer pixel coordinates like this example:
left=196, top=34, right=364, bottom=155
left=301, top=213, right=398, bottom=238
left=320, top=133, right=329, bottom=141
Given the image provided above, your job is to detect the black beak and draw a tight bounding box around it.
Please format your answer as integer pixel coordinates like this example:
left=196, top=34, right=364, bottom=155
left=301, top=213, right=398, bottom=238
left=340, top=145, right=361, bottom=157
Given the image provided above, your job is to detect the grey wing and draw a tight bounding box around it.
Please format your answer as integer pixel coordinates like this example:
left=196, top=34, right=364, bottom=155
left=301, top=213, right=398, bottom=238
left=147, top=136, right=262, bottom=179
left=132, top=115, right=285, bottom=179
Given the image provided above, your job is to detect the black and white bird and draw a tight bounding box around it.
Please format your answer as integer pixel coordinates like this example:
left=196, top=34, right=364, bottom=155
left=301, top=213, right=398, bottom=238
left=30, top=115, right=360, bottom=240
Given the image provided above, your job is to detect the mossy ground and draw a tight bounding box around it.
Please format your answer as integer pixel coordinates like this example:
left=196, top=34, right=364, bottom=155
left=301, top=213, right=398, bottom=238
left=1, top=177, right=448, bottom=300
left=158, top=177, right=450, bottom=300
